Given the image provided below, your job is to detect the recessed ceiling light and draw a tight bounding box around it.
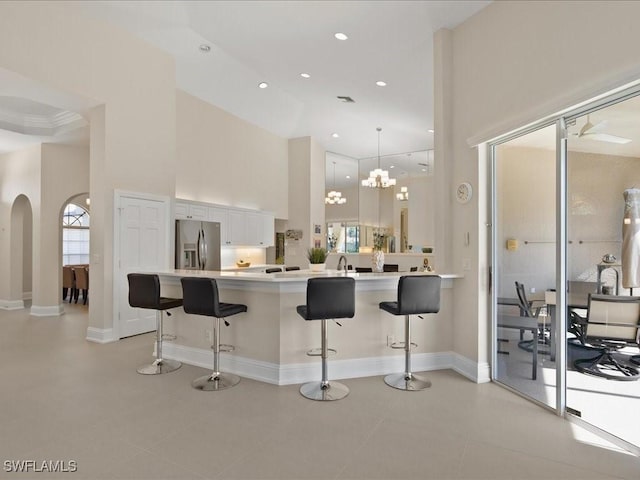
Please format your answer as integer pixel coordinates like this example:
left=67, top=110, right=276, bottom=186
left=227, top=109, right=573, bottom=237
left=300, top=73, right=311, bottom=78
left=199, top=44, right=211, bottom=52
left=376, top=81, right=387, bottom=87
left=332, top=133, right=340, bottom=138
left=422, top=168, right=427, bottom=172
left=428, top=129, right=434, bottom=133
left=346, top=175, right=351, bottom=179
left=390, top=165, right=395, bottom=169
left=334, top=32, right=348, bottom=41
left=258, top=82, right=268, bottom=89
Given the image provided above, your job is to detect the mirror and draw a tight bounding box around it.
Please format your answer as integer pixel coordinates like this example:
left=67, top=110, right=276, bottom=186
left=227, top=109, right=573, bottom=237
left=325, top=150, right=435, bottom=254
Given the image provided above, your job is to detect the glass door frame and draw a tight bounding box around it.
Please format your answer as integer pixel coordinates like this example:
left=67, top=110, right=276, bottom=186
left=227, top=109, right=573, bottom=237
left=489, top=82, right=640, bottom=419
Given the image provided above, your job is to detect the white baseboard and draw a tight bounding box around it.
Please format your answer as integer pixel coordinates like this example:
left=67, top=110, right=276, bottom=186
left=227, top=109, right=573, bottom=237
left=163, top=343, right=487, bottom=385
left=86, top=327, right=116, bottom=344
left=451, top=353, right=491, bottom=383
left=30, top=304, right=64, bottom=317
left=0, top=299, right=25, bottom=310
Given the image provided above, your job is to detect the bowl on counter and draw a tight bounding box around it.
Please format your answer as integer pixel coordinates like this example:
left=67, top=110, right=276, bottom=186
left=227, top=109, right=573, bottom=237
left=236, top=262, right=251, bottom=268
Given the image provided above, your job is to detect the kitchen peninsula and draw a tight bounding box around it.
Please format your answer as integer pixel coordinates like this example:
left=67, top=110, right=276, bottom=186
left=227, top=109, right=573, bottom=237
left=154, top=269, right=463, bottom=385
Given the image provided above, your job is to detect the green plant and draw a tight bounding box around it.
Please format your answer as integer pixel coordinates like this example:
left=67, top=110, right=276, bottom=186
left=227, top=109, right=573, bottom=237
left=306, top=247, right=328, bottom=264
left=373, top=231, right=386, bottom=251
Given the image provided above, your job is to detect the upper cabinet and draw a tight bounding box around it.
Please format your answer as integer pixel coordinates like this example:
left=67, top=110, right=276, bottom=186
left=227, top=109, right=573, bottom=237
left=177, top=200, right=274, bottom=247
left=175, top=201, right=208, bottom=220
left=209, top=207, right=249, bottom=246
left=246, top=211, right=275, bottom=247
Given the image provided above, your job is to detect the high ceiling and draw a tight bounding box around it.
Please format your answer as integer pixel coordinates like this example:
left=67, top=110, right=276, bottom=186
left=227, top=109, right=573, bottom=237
left=70, top=0, right=490, bottom=160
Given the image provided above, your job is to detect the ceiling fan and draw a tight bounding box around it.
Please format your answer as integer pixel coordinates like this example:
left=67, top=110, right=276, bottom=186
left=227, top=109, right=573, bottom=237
left=574, top=115, right=632, bottom=144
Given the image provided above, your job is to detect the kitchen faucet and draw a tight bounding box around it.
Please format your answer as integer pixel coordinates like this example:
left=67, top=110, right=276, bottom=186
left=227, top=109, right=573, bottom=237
left=337, top=255, right=348, bottom=273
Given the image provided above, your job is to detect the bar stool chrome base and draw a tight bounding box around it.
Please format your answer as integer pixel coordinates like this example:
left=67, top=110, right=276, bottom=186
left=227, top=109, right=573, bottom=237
left=300, top=380, right=349, bottom=401
left=384, top=372, right=431, bottom=391
left=137, top=358, right=181, bottom=375
left=192, top=372, right=240, bottom=391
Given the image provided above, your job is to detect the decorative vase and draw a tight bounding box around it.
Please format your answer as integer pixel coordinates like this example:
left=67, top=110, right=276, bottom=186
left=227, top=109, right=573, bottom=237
left=372, top=250, right=384, bottom=273
left=309, top=263, right=326, bottom=272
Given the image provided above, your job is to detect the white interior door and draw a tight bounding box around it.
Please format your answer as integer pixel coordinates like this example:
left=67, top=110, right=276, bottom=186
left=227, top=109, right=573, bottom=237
left=116, top=193, right=169, bottom=338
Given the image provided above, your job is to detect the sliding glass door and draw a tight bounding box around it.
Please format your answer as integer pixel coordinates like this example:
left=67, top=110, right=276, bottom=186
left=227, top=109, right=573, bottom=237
left=492, top=124, right=559, bottom=408
left=491, top=87, right=640, bottom=452
left=565, top=97, right=640, bottom=449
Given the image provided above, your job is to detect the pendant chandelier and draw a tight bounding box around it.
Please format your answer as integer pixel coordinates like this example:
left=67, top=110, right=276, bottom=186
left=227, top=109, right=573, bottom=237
left=396, top=186, right=408, bottom=201
left=362, top=127, right=396, bottom=188
left=325, top=161, right=346, bottom=205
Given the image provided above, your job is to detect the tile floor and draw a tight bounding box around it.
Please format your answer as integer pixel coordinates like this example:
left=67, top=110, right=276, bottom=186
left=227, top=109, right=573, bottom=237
left=0, top=303, right=639, bottom=479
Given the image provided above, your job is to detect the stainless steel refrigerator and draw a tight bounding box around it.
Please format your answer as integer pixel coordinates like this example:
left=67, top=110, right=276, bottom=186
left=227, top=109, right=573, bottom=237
left=175, top=219, right=221, bottom=270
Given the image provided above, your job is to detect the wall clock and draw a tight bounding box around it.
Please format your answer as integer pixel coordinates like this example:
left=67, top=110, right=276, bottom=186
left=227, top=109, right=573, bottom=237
left=456, top=182, right=473, bottom=204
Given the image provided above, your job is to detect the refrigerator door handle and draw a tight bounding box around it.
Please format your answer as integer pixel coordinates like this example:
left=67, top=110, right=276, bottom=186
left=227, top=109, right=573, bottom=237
left=198, top=225, right=208, bottom=269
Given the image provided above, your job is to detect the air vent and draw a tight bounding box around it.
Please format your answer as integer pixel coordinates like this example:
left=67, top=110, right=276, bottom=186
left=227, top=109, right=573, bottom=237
left=337, top=96, right=355, bottom=103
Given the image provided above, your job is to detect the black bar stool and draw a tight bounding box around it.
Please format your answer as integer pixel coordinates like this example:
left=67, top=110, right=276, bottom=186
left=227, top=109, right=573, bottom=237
left=265, top=267, right=282, bottom=273
left=296, top=277, right=355, bottom=401
left=127, top=273, right=182, bottom=375
left=379, top=275, right=441, bottom=391
left=180, top=277, right=247, bottom=391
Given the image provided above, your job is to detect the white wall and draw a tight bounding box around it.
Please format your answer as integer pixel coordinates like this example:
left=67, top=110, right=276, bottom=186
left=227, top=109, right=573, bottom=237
left=445, top=0, right=640, bottom=367
left=0, top=144, right=90, bottom=312
left=286, top=137, right=326, bottom=268
left=0, top=146, right=41, bottom=307
left=176, top=90, right=288, bottom=218
left=0, top=2, right=176, bottom=329
left=40, top=144, right=89, bottom=310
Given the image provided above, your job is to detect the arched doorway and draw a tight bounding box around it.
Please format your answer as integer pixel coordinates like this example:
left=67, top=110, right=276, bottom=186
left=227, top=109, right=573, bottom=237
left=9, top=195, right=33, bottom=309
left=61, top=194, right=90, bottom=305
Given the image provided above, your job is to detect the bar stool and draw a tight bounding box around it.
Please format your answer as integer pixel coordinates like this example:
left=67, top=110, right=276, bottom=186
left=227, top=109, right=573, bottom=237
left=127, top=273, right=182, bottom=375
left=265, top=267, right=282, bottom=273
left=180, top=277, right=247, bottom=391
left=379, top=275, right=441, bottom=391
left=296, top=277, right=355, bottom=401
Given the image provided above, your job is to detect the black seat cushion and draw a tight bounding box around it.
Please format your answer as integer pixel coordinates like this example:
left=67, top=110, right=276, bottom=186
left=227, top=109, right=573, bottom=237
left=297, top=277, right=355, bottom=321
left=379, top=275, right=441, bottom=316
left=128, top=273, right=183, bottom=311
left=181, top=277, right=247, bottom=318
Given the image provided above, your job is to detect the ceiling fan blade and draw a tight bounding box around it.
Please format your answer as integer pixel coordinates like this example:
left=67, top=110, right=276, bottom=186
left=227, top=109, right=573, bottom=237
left=579, top=118, right=607, bottom=136
left=581, top=132, right=631, bottom=144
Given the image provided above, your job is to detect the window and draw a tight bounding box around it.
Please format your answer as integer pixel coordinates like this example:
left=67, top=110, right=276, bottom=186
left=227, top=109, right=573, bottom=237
left=62, top=203, right=89, bottom=265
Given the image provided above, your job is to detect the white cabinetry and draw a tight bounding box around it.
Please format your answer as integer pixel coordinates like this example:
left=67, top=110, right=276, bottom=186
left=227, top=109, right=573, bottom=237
left=246, top=212, right=275, bottom=246
left=227, top=209, right=248, bottom=245
left=175, top=201, right=207, bottom=220
left=209, top=206, right=249, bottom=246
left=177, top=199, right=274, bottom=247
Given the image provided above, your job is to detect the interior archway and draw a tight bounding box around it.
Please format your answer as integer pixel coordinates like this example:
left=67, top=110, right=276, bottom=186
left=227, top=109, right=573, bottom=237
left=60, top=193, right=90, bottom=306
left=10, top=194, right=33, bottom=309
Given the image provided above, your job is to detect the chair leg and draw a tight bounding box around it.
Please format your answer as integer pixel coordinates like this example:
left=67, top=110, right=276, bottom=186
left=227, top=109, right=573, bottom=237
left=137, top=310, right=182, bottom=375
left=300, top=319, right=349, bottom=401
left=192, top=316, right=240, bottom=391
left=384, top=315, right=431, bottom=391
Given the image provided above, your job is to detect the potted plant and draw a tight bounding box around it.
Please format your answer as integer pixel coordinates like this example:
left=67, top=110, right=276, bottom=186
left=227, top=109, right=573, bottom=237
left=306, top=247, right=328, bottom=272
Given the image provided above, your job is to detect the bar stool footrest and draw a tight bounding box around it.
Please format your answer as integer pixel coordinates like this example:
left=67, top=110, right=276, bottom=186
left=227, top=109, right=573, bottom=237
left=306, top=347, right=337, bottom=357
left=389, top=341, right=418, bottom=350
left=214, top=344, right=235, bottom=353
